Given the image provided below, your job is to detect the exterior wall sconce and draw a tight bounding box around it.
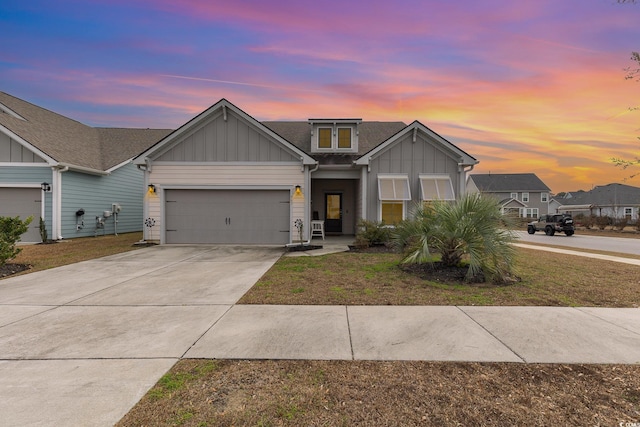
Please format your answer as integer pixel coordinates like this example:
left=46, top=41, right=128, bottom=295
left=294, top=185, right=302, bottom=197
left=41, top=182, right=51, bottom=192
left=148, top=184, right=156, bottom=194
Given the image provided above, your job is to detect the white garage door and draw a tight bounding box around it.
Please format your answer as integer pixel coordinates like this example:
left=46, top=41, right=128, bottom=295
left=0, top=187, right=41, bottom=243
left=165, top=189, right=291, bottom=244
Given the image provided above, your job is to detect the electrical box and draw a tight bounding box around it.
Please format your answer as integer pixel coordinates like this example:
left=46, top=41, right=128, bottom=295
left=112, top=203, right=121, bottom=213
left=103, top=210, right=112, bottom=218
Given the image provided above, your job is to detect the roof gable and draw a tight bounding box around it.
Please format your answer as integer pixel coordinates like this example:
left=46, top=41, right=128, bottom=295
left=355, top=121, right=477, bottom=166
left=135, top=99, right=315, bottom=165
left=0, top=92, right=170, bottom=172
left=469, top=173, right=551, bottom=192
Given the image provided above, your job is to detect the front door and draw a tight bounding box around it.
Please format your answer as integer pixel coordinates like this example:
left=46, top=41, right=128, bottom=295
left=325, top=193, right=342, bottom=233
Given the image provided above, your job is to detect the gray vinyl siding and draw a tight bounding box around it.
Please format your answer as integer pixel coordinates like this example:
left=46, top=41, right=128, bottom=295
left=365, top=132, right=460, bottom=221
left=0, top=133, right=46, bottom=163
left=155, top=109, right=299, bottom=163
left=60, top=163, right=144, bottom=238
left=0, top=165, right=53, bottom=238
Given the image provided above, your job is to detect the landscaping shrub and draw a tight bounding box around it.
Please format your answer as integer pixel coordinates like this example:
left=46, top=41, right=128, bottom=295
left=354, top=219, right=391, bottom=248
left=0, top=216, right=32, bottom=266
left=393, top=194, right=517, bottom=284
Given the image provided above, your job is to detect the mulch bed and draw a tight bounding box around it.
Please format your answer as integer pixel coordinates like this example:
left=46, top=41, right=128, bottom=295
left=0, top=263, right=31, bottom=278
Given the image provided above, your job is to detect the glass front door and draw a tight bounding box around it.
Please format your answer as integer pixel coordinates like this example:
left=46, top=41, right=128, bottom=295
left=325, top=193, right=342, bottom=233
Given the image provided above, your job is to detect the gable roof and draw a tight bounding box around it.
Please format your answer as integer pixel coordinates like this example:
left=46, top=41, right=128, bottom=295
left=557, top=183, right=640, bottom=206
left=0, top=92, right=172, bottom=172
left=134, top=98, right=316, bottom=165
left=468, top=173, right=551, bottom=192
left=355, top=120, right=477, bottom=166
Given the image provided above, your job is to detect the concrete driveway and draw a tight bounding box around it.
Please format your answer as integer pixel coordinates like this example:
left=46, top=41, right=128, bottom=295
left=1, top=244, right=639, bottom=426
left=0, top=245, right=283, bottom=427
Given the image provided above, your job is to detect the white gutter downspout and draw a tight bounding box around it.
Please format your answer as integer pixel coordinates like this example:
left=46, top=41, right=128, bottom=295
left=458, top=163, right=475, bottom=197
left=52, top=165, right=69, bottom=240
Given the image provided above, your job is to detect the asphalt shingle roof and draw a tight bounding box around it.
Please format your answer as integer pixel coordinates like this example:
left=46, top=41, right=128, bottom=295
left=0, top=92, right=172, bottom=171
left=263, top=121, right=408, bottom=162
left=559, top=183, right=640, bottom=206
left=469, top=173, right=551, bottom=192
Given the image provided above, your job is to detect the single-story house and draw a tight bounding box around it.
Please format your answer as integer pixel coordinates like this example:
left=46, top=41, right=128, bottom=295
left=0, top=91, right=171, bottom=242
left=466, top=173, right=551, bottom=218
left=133, top=98, right=479, bottom=244
left=553, top=183, right=640, bottom=222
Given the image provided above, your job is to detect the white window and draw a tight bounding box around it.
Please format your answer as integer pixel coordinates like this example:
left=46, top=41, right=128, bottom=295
left=510, top=192, right=518, bottom=200
left=541, top=192, right=548, bottom=202
left=624, top=207, right=633, bottom=219
left=419, top=174, right=455, bottom=200
left=522, top=192, right=529, bottom=203
left=524, top=208, right=538, bottom=218
left=378, top=175, right=411, bottom=224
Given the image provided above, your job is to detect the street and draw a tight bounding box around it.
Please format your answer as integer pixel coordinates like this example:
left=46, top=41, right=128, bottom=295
left=513, top=230, right=640, bottom=256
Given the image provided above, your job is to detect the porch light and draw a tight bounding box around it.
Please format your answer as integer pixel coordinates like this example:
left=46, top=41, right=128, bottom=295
left=294, top=185, right=302, bottom=196
left=41, top=182, right=51, bottom=192
left=147, top=184, right=156, bottom=194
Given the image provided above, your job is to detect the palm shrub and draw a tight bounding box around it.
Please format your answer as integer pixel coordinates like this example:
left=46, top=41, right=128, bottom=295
left=393, top=194, right=517, bottom=283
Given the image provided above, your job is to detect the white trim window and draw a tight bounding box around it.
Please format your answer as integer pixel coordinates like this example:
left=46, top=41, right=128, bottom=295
left=522, top=192, right=529, bottom=203
left=541, top=192, right=548, bottom=202
left=378, top=175, right=411, bottom=224
left=419, top=174, right=455, bottom=201
left=624, top=207, right=633, bottom=219
left=510, top=192, right=518, bottom=200
left=523, top=208, right=538, bottom=218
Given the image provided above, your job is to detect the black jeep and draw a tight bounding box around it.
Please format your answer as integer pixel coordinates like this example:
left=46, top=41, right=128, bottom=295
left=527, top=214, right=575, bottom=236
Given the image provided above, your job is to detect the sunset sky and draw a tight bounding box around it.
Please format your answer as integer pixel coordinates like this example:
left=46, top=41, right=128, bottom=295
left=2, top=0, right=639, bottom=192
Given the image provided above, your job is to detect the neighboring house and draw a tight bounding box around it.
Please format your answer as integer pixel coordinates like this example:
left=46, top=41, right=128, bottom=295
left=0, top=92, right=171, bottom=242
left=466, top=173, right=551, bottom=218
left=133, top=98, right=478, bottom=244
left=553, top=183, right=640, bottom=222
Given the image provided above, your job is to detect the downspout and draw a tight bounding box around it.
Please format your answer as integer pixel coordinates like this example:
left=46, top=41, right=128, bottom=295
left=458, top=163, right=475, bottom=197
left=52, top=165, right=69, bottom=240
left=139, top=158, right=152, bottom=241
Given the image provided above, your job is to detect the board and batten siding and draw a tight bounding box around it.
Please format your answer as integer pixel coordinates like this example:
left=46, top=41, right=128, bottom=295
left=155, top=110, right=299, bottom=163
left=146, top=164, right=305, bottom=243
left=60, top=163, right=144, bottom=238
left=0, top=165, right=53, bottom=238
left=0, top=132, right=47, bottom=163
left=365, top=132, right=461, bottom=221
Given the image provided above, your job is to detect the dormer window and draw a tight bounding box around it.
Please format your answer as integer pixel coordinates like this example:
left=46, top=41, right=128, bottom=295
left=309, top=119, right=360, bottom=153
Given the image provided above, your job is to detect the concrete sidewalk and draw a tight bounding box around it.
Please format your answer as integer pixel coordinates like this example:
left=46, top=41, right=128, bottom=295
left=0, top=245, right=639, bottom=426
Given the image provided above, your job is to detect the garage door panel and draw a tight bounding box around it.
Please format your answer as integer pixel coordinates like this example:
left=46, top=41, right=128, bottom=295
left=0, top=188, right=41, bottom=243
left=165, top=189, right=290, bottom=244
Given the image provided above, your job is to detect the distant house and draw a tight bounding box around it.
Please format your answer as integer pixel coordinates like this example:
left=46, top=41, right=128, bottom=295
left=0, top=92, right=171, bottom=242
left=133, top=98, right=479, bottom=244
left=466, top=173, right=551, bottom=218
left=553, top=183, right=640, bottom=222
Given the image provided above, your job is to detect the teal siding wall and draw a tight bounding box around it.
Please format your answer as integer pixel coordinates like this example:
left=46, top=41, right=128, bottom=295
left=0, top=165, right=53, bottom=238
left=60, top=163, right=144, bottom=238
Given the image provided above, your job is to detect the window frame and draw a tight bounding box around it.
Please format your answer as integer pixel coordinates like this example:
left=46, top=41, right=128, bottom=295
left=522, top=192, right=530, bottom=203
left=378, top=175, right=411, bottom=224
left=541, top=192, right=548, bottom=202
left=380, top=201, right=405, bottom=224
left=337, top=127, right=352, bottom=149
left=510, top=192, right=518, bottom=200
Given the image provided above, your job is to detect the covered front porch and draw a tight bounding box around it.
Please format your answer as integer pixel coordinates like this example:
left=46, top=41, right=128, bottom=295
left=310, top=175, right=361, bottom=236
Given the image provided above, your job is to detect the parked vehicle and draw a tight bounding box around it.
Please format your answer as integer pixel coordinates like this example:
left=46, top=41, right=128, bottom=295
left=527, top=214, right=575, bottom=236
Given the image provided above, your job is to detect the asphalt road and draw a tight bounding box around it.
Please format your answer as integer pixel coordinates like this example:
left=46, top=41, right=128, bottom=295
left=513, top=230, right=640, bottom=256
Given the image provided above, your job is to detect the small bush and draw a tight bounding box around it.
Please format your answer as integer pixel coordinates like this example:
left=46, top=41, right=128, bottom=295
left=355, top=219, right=391, bottom=248
left=595, top=215, right=611, bottom=230
left=0, top=216, right=32, bottom=266
left=614, top=217, right=628, bottom=231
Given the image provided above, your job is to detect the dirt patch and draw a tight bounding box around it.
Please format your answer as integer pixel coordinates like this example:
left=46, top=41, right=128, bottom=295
left=117, top=360, right=640, bottom=426
left=0, top=263, right=31, bottom=278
